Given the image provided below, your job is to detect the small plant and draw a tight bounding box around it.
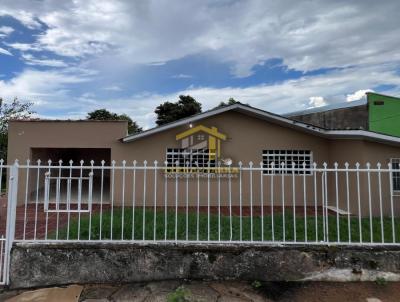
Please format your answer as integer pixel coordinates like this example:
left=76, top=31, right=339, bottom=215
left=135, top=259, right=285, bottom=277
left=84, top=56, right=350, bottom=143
left=251, top=280, right=262, bottom=289
left=167, top=286, right=191, bottom=302
left=375, top=277, right=387, bottom=286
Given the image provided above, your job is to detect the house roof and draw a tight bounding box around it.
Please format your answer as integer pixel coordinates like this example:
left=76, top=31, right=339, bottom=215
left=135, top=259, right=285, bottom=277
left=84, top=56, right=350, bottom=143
left=284, top=99, right=367, bottom=117
left=285, top=92, right=400, bottom=118
left=121, top=103, right=400, bottom=146
left=176, top=125, right=227, bottom=141
left=9, top=119, right=127, bottom=123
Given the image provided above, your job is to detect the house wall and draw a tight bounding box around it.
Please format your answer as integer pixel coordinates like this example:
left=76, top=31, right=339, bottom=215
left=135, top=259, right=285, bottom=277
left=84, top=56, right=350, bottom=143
left=327, top=140, right=400, bottom=216
left=109, top=111, right=399, bottom=217
left=109, top=111, right=329, bottom=211
left=368, top=92, right=400, bottom=137
left=7, top=120, right=127, bottom=204
left=7, top=112, right=400, bottom=217
left=289, top=105, right=368, bottom=130
left=7, top=120, right=127, bottom=164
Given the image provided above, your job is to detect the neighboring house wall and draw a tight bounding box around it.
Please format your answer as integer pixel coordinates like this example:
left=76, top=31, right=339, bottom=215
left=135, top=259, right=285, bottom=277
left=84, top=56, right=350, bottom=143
left=289, top=105, right=368, bottom=130
left=288, top=93, right=400, bottom=137
left=368, top=92, right=400, bottom=137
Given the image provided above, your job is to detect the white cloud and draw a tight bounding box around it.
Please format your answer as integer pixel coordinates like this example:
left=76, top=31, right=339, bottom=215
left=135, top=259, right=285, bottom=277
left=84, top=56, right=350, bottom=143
left=5, top=42, right=42, bottom=52
left=1, top=1, right=400, bottom=76
left=346, top=89, right=374, bottom=102
left=21, top=53, right=68, bottom=67
left=0, top=26, right=14, bottom=37
left=0, top=9, right=42, bottom=29
left=0, top=47, right=12, bottom=56
left=103, top=85, right=122, bottom=91
left=0, top=0, right=400, bottom=129
left=308, top=96, right=327, bottom=108
left=0, top=68, right=92, bottom=105
left=68, top=64, right=400, bottom=128
left=147, top=62, right=166, bottom=66
left=2, top=63, right=400, bottom=129
left=172, top=74, right=193, bottom=79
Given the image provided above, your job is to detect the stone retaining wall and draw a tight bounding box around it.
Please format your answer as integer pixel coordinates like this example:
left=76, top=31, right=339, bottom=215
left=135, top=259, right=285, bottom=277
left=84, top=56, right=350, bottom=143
left=9, top=242, right=400, bottom=288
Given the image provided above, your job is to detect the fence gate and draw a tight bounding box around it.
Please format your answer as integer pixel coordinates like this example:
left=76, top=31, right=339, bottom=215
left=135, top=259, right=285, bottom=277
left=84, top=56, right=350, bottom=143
left=43, top=170, right=94, bottom=213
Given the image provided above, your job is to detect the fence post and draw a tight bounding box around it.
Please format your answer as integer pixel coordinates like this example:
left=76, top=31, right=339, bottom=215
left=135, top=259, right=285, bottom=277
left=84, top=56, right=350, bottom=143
left=5, top=160, right=19, bottom=285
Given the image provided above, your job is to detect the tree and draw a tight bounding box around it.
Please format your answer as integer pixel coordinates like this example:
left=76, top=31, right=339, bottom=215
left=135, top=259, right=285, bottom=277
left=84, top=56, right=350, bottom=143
left=118, top=114, right=143, bottom=134
left=87, top=109, right=142, bottom=134
left=215, top=97, right=242, bottom=108
left=0, top=98, right=35, bottom=161
left=155, top=95, right=202, bottom=126
left=87, top=109, right=118, bottom=120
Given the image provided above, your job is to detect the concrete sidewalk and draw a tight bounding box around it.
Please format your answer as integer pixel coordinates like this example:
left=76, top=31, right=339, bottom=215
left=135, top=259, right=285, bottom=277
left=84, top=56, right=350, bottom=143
left=1, top=280, right=400, bottom=302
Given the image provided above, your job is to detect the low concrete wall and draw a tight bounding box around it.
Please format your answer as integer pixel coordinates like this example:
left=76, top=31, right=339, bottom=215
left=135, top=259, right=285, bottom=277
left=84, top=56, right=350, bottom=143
left=10, top=242, right=400, bottom=288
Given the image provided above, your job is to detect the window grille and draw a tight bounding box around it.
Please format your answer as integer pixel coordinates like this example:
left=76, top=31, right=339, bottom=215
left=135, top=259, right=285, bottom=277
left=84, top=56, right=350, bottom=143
left=262, top=150, right=312, bottom=175
left=166, top=148, right=216, bottom=171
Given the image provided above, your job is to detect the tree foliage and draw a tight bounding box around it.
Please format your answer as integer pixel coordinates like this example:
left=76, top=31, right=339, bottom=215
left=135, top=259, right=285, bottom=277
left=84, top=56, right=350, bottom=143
left=87, top=109, right=142, bottom=134
left=0, top=98, right=35, bottom=161
left=154, top=95, right=202, bottom=126
left=215, top=97, right=242, bottom=108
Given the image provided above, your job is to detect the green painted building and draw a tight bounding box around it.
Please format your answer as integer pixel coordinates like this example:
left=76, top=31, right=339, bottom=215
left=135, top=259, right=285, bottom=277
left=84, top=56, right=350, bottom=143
left=287, top=92, right=400, bottom=137
left=368, top=92, right=400, bottom=137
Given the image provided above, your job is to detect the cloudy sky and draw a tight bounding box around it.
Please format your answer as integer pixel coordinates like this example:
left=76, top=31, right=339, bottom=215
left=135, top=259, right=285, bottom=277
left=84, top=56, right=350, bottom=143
left=1, top=0, right=400, bottom=128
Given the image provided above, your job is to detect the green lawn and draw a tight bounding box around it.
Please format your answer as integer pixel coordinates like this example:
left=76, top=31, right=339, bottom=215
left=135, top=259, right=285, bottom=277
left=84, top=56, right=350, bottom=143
left=55, top=208, right=400, bottom=243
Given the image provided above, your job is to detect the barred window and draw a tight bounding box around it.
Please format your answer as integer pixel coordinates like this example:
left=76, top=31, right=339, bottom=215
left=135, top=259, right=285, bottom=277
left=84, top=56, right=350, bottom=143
left=166, top=148, right=216, bottom=168
left=391, top=158, right=400, bottom=192
left=262, top=150, right=312, bottom=175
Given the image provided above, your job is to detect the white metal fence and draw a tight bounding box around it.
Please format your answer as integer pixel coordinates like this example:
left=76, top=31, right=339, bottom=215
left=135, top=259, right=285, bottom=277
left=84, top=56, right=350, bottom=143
left=1, top=158, right=400, bottom=283
left=3, top=159, right=400, bottom=243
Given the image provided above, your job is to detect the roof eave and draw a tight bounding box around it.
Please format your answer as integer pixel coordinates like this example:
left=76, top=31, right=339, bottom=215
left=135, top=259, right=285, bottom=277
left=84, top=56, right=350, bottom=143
left=121, top=104, right=244, bottom=143
left=121, top=104, right=400, bottom=146
left=325, top=130, right=400, bottom=146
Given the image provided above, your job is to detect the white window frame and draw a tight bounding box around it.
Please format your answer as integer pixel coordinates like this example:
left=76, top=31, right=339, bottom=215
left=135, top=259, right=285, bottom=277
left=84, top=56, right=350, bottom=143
left=390, top=158, right=400, bottom=196
left=262, top=149, right=313, bottom=175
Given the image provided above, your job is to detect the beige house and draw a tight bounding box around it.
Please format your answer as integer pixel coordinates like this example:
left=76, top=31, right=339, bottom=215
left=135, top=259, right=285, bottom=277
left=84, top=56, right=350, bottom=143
left=7, top=104, right=400, bottom=216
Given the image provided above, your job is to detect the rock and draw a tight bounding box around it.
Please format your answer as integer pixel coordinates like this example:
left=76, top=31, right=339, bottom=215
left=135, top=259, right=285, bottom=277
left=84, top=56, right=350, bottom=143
left=5, top=285, right=83, bottom=302
left=210, top=281, right=270, bottom=302
left=146, top=280, right=180, bottom=293
left=79, top=285, right=119, bottom=300
left=111, top=283, right=151, bottom=302
left=144, top=292, right=169, bottom=302
left=184, top=282, right=219, bottom=302
left=143, top=281, right=181, bottom=302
